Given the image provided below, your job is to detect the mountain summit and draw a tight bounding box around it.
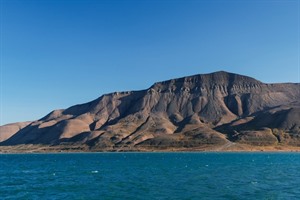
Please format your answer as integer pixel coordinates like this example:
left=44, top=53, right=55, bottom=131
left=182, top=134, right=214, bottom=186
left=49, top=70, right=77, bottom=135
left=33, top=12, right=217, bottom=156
left=1, top=71, right=300, bottom=151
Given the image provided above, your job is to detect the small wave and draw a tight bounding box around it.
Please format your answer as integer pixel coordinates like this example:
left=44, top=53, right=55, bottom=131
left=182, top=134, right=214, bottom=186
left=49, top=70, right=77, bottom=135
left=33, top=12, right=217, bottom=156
left=91, top=170, right=98, bottom=173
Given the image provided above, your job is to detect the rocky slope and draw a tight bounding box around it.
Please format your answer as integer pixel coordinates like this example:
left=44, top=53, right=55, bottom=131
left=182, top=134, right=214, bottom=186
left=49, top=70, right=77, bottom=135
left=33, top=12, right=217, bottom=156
left=1, top=71, right=299, bottom=151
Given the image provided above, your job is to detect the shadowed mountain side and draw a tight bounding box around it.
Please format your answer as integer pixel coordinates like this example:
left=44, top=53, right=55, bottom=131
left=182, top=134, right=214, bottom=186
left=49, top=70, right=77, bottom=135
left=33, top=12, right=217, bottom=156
left=1, top=71, right=300, bottom=150
left=0, top=122, right=32, bottom=142
left=216, top=102, right=300, bottom=146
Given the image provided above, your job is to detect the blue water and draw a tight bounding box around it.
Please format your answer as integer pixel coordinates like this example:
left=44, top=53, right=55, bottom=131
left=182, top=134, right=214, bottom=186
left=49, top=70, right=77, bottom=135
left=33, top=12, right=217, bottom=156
left=0, top=153, right=300, bottom=199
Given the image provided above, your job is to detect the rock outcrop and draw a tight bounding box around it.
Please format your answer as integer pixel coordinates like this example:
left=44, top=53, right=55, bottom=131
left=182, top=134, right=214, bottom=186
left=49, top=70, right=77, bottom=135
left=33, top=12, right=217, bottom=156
left=1, top=71, right=299, bottom=151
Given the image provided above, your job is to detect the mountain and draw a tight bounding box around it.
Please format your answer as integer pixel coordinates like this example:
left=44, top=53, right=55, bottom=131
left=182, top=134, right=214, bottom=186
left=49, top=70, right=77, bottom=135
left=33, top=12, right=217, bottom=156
left=1, top=71, right=300, bottom=152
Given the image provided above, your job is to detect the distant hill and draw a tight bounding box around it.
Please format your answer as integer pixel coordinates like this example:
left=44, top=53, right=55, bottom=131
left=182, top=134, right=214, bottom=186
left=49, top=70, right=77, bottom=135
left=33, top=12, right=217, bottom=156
left=1, top=71, right=300, bottom=152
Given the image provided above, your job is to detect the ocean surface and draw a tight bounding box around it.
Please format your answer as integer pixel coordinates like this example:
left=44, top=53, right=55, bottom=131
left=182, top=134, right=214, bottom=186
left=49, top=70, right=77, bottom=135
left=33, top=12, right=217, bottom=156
left=0, top=152, right=300, bottom=200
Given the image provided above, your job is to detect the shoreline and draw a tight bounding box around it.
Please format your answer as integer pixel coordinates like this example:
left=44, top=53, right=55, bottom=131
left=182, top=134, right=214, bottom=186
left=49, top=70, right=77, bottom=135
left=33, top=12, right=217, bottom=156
left=1, top=144, right=300, bottom=153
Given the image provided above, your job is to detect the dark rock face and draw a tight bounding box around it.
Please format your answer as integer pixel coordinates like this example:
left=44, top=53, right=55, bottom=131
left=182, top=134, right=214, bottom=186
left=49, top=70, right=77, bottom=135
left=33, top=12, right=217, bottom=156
left=1, top=71, right=300, bottom=149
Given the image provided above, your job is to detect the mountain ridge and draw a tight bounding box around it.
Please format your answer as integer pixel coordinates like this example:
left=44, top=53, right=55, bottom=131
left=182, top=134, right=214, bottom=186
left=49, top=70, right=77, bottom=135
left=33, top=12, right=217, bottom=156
left=1, top=71, right=300, bottom=152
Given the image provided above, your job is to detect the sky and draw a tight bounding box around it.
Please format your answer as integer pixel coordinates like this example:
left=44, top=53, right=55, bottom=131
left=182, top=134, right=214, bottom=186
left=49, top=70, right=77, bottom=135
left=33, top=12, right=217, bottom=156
left=0, top=0, right=299, bottom=125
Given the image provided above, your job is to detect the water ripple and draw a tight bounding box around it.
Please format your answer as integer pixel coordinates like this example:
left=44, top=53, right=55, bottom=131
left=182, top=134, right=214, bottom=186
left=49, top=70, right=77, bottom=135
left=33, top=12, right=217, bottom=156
left=0, top=153, right=300, bottom=199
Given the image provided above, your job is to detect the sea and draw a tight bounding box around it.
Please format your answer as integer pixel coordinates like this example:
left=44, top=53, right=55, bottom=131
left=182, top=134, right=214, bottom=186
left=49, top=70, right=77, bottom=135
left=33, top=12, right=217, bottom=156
left=0, top=152, right=299, bottom=200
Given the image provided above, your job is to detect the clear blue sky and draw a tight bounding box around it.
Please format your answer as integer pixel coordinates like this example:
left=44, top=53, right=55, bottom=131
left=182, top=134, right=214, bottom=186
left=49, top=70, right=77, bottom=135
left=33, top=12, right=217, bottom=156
left=0, top=0, right=299, bottom=125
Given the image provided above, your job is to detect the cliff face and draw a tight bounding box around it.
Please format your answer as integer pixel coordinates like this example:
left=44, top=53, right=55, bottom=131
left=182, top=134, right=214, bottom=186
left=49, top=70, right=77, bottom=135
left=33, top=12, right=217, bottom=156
left=1, top=71, right=300, bottom=150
